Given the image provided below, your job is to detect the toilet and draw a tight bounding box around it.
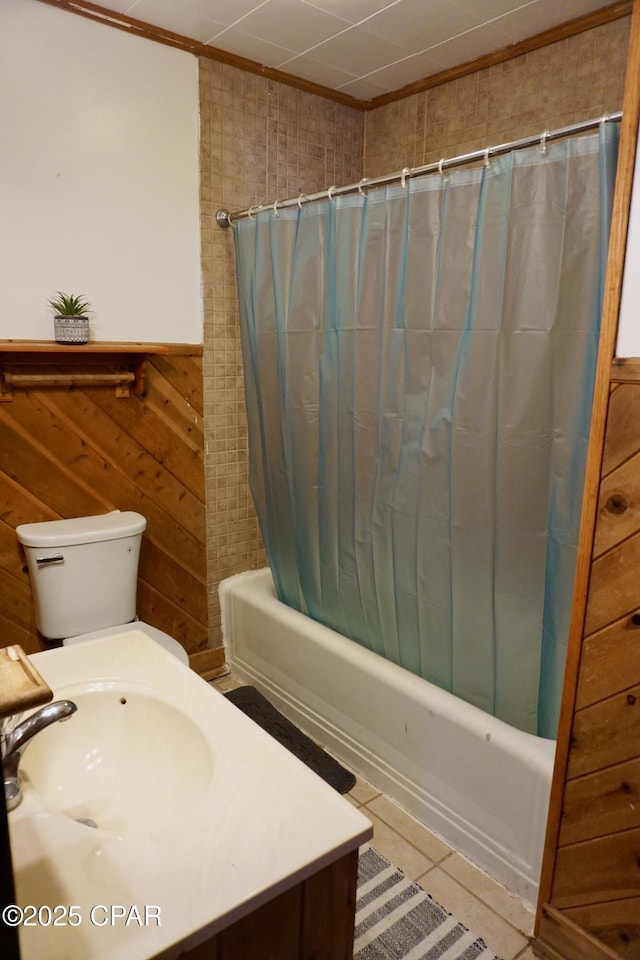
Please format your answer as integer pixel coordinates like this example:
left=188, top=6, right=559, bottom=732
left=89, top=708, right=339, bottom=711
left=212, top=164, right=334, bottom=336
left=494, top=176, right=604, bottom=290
left=16, top=510, right=189, bottom=666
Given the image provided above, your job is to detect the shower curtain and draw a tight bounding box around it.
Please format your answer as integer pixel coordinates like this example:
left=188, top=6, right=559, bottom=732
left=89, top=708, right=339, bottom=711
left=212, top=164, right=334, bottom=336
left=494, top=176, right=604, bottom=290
left=232, top=125, right=618, bottom=738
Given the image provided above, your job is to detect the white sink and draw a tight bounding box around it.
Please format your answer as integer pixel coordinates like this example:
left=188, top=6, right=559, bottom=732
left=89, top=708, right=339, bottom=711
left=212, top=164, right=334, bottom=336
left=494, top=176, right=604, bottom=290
left=8, top=631, right=372, bottom=960
left=20, top=686, right=213, bottom=834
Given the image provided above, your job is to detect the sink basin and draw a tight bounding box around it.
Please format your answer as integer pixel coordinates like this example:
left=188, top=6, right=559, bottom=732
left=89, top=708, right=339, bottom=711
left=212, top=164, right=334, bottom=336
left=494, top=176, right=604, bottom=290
left=20, top=685, right=213, bottom=834
left=8, top=629, right=372, bottom=960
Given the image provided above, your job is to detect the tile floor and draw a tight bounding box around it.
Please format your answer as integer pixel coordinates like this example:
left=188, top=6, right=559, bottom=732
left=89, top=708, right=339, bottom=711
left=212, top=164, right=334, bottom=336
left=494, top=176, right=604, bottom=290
left=212, top=672, right=537, bottom=960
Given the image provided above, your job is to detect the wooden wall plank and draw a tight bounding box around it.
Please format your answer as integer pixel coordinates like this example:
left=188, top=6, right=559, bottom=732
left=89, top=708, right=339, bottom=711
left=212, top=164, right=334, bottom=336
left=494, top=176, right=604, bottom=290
left=602, top=384, right=640, bottom=476
left=0, top=350, right=210, bottom=665
left=0, top=406, right=108, bottom=519
left=41, top=388, right=206, bottom=541
left=143, top=365, right=204, bottom=451
left=137, top=580, right=208, bottom=652
left=537, top=13, right=640, bottom=893
left=89, top=388, right=204, bottom=500
left=562, top=898, right=640, bottom=957
left=575, top=613, right=640, bottom=710
left=552, top=828, right=640, bottom=908
left=536, top=905, right=627, bottom=960
left=0, top=473, right=57, bottom=529
left=585, top=533, right=640, bottom=635
left=151, top=355, right=204, bottom=416
left=139, top=537, right=207, bottom=624
left=6, top=387, right=208, bottom=583
left=594, top=451, right=640, bottom=556
left=560, top=757, right=640, bottom=846
left=0, top=611, right=38, bottom=654
left=0, top=572, right=37, bottom=640
left=568, top=684, right=640, bottom=779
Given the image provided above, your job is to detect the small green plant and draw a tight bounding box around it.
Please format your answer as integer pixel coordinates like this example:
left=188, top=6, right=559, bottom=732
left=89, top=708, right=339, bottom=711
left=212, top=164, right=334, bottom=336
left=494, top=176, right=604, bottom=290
left=47, top=292, right=91, bottom=317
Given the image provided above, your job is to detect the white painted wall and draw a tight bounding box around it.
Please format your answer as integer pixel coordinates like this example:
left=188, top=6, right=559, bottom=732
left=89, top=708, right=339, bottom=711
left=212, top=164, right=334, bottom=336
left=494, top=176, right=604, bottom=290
left=0, top=0, right=201, bottom=344
left=617, top=128, right=640, bottom=358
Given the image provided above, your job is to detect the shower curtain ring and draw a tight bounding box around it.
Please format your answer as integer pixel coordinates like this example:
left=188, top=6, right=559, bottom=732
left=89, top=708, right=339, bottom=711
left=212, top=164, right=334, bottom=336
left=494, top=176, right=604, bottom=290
left=247, top=205, right=256, bottom=221
left=273, top=199, right=281, bottom=217
left=438, top=158, right=445, bottom=175
left=327, top=185, right=336, bottom=201
left=297, top=193, right=307, bottom=209
left=401, top=166, right=411, bottom=188
left=483, top=148, right=490, bottom=167
left=358, top=177, right=368, bottom=194
left=540, top=130, right=549, bottom=153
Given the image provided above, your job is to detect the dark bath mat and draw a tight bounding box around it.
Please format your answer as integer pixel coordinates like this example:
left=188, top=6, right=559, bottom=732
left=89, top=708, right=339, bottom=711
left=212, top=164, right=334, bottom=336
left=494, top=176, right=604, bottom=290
left=224, top=685, right=356, bottom=794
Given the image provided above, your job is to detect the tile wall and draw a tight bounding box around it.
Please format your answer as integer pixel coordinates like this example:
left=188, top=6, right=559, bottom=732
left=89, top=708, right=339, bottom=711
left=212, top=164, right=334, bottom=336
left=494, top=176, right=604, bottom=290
left=199, top=14, right=630, bottom=652
left=199, top=64, right=364, bottom=645
left=365, top=18, right=630, bottom=176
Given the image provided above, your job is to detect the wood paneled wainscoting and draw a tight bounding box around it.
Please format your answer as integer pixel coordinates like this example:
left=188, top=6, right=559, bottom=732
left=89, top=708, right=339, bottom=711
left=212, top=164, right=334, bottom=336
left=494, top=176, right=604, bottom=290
left=0, top=342, right=219, bottom=677
left=535, top=2, right=640, bottom=956
left=536, top=367, right=640, bottom=959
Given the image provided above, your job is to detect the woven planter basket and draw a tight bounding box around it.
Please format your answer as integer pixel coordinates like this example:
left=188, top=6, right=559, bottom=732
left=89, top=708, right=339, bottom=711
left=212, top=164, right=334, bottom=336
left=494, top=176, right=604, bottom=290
left=54, top=315, right=90, bottom=344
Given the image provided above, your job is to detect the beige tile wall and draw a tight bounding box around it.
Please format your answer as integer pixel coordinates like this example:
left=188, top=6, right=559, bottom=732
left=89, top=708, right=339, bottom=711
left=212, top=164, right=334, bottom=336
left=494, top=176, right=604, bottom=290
left=199, top=14, right=631, bottom=651
left=364, top=17, right=630, bottom=176
left=199, top=62, right=364, bottom=646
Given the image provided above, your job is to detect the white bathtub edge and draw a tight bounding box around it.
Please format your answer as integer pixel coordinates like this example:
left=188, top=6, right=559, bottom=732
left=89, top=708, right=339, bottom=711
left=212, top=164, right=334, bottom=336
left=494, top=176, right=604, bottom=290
left=221, top=568, right=555, bottom=908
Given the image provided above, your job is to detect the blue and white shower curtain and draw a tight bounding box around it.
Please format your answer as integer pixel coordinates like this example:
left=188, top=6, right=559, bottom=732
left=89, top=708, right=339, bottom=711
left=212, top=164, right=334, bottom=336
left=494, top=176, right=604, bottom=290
left=232, top=124, right=618, bottom=738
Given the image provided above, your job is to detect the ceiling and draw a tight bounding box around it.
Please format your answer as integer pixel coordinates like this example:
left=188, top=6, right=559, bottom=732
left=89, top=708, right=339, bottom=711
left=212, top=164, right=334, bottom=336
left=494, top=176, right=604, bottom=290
left=92, top=0, right=619, bottom=101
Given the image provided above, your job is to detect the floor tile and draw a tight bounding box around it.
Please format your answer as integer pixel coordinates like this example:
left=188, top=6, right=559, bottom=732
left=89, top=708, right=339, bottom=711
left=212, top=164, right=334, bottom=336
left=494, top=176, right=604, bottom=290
left=366, top=794, right=453, bottom=864
left=417, top=867, right=529, bottom=960
left=441, top=852, right=535, bottom=935
left=360, top=809, right=433, bottom=880
left=210, top=675, right=243, bottom=693
left=348, top=775, right=382, bottom=805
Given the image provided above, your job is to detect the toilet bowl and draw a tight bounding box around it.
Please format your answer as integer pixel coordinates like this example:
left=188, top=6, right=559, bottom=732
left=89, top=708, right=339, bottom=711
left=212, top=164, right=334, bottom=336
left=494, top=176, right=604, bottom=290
left=16, top=511, right=189, bottom=667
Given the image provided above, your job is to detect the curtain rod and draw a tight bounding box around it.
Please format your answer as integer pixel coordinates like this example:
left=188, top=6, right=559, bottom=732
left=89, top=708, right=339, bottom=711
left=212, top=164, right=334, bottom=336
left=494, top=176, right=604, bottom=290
left=216, top=111, right=622, bottom=229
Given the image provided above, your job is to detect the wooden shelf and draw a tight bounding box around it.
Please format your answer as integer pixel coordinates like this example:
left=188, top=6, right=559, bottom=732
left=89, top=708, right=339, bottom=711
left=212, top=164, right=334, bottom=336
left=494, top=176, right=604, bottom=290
left=0, top=340, right=202, bottom=355
left=0, top=340, right=202, bottom=399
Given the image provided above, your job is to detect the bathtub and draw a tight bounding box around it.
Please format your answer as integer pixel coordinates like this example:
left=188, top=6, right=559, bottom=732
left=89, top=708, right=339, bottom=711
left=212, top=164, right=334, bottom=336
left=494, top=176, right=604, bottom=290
left=220, top=568, right=556, bottom=907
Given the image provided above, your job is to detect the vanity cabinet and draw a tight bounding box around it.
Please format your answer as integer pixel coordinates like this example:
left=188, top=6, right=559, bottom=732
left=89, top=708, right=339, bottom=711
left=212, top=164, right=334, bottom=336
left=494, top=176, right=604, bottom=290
left=178, top=849, right=358, bottom=960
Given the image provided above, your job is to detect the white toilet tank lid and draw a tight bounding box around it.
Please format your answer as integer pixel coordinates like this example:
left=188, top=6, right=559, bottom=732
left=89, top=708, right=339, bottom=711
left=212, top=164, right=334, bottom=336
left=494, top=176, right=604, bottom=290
left=16, top=510, right=147, bottom=548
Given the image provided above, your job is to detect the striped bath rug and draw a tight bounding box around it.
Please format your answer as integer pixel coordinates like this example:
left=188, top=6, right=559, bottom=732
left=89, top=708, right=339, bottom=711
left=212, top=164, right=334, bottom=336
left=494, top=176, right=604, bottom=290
left=355, top=846, right=500, bottom=960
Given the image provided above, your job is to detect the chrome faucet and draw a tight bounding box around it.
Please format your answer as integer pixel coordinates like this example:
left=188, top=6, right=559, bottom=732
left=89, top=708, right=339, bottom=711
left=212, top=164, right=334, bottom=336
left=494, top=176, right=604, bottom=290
left=2, top=700, right=77, bottom=810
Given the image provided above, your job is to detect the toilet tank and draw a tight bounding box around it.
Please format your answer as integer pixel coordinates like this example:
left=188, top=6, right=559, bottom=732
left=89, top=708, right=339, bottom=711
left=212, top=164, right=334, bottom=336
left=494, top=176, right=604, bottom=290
left=16, top=511, right=147, bottom=640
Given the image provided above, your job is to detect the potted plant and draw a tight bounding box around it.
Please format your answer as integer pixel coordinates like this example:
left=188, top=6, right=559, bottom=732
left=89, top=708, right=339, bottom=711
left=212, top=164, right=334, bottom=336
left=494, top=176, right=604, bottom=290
left=48, top=292, right=91, bottom=344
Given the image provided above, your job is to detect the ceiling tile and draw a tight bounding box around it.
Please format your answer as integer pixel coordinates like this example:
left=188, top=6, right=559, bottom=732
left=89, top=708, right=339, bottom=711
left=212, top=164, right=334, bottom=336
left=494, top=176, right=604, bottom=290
left=230, top=0, right=350, bottom=53
left=207, top=28, right=298, bottom=67
left=362, top=0, right=484, bottom=52
left=126, top=0, right=265, bottom=29
left=279, top=55, right=358, bottom=88
left=363, top=49, right=452, bottom=88
left=126, top=0, right=226, bottom=42
left=113, top=0, right=144, bottom=13
left=302, top=0, right=400, bottom=23
left=304, top=24, right=414, bottom=74
left=337, top=76, right=393, bottom=99
left=492, top=0, right=620, bottom=44
left=449, top=0, right=537, bottom=19
left=425, top=21, right=514, bottom=70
